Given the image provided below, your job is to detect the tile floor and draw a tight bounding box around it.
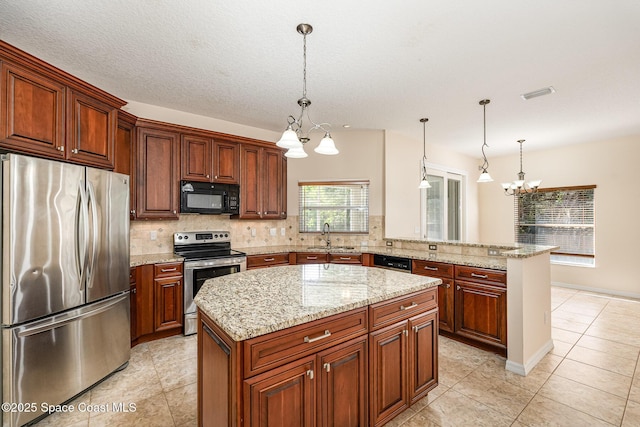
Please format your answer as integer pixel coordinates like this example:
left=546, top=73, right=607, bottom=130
left=35, top=286, right=640, bottom=426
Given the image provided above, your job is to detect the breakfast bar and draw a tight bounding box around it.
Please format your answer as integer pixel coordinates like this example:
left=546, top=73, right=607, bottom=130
left=194, top=263, right=441, bottom=426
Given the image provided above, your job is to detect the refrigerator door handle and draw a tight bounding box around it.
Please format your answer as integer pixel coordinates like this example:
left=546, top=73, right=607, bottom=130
left=86, top=181, right=99, bottom=289
left=16, top=293, right=128, bottom=338
left=76, top=181, right=90, bottom=287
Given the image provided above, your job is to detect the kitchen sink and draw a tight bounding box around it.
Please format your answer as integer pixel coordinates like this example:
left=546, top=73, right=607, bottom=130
left=306, top=246, right=356, bottom=250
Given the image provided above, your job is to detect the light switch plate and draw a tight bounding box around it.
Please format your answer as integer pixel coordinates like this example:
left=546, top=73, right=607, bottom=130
left=150, top=231, right=157, bottom=241
left=251, top=228, right=256, bottom=237
left=281, top=227, right=285, bottom=236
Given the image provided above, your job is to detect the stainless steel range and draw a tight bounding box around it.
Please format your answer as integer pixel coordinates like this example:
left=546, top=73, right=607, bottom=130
left=174, top=231, right=246, bottom=335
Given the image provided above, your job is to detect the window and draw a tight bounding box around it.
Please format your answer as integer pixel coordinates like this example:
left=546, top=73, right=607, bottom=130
left=515, top=186, right=595, bottom=266
left=422, top=170, right=465, bottom=240
left=299, top=181, right=369, bottom=233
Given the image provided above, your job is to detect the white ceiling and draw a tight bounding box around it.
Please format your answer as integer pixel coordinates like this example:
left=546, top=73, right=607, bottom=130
left=1, top=1, right=639, bottom=157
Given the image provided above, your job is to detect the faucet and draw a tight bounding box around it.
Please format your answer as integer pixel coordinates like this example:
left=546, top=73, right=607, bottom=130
left=321, top=222, right=331, bottom=248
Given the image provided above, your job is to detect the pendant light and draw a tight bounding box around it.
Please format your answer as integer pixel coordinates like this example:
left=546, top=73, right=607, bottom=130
left=276, top=23, right=338, bottom=158
left=477, top=99, right=494, bottom=183
left=418, top=118, right=431, bottom=189
left=502, top=140, right=542, bottom=195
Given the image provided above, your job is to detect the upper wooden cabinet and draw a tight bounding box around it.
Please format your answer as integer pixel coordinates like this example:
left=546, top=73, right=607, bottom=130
left=0, top=41, right=125, bottom=169
left=239, top=144, right=287, bottom=219
left=181, top=134, right=239, bottom=184
left=135, top=123, right=180, bottom=220
left=115, top=110, right=137, bottom=219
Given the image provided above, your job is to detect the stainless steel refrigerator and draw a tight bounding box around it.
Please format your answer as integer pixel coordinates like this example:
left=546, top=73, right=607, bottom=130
left=0, top=154, right=131, bottom=427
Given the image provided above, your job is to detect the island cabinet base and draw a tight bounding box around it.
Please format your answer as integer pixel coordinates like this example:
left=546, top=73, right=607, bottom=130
left=197, top=287, right=438, bottom=427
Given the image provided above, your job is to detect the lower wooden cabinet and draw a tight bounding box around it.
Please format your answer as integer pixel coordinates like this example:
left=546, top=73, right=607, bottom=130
left=454, top=280, right=507, bottom=350
left=437, top=279, right=455, bottom=333
left=154, top=275, right=183, bottom=332
left=246, top=253, right=290, bottom=269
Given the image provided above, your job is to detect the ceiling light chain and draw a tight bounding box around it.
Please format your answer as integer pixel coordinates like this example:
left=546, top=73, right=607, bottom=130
left=477, top=99, right=494, bottom=183
left=418, top=118, right=431, bottom=189
left=502, top=139, right=542, bottom=196
left=276, top=23, right=338, bottom=158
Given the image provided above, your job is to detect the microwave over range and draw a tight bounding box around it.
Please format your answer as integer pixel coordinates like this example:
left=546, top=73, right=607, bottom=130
left=180, top=181, right=240, bottom=215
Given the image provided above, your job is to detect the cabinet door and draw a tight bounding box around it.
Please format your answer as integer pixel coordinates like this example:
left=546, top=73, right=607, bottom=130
left=261, top=147, right=282, bottom=218
left=136, top=127, right=180, bottom=219
left=244, top=355, right=316, bottom=427
left=408, top=309, right=438, bottom=404
left=115, top=111, right=136, bottom=219
left=136, top=264, right=155, bottom=337
left=154, top=276, right=183, bottom=332
left=200, top=320, right=233, bottom=427
left=318, top=336, right=368, bottom=427
left=240, top=144, right=261, bottom=218
left=181, top=134, right=212, bottom=181
left=67, top=90, right=116, bottom=168
left=455, top=280, right=507, bottom=348
left=438, top=279, right=455, bottom=333
left=213, top=140, right=239, bottom=183
left=130, top=268, right=138, bottom=344
left=280, top=153, right=287, bottom=218
left=1, top=62, right=65, bottom=158
left=369, top=322, right=408, bottom=426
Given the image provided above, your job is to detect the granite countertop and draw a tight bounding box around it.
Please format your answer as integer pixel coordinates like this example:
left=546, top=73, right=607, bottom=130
left=194, top=264, right=441, bottom=342
left=130, top=253, right=184, bottom=267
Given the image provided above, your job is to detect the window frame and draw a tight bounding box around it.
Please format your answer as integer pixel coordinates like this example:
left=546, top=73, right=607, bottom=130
left=420, top=164, right=467, bottom=241
left=298, top=180, right=370, bottom=234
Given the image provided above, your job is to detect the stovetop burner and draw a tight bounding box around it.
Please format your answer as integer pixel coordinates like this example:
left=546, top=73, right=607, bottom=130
left=173, top=231, right=245, bottom=260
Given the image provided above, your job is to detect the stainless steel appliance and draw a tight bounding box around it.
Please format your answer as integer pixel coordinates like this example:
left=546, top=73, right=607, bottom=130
left=0, top=154, right=130, bottom=426
left=373, top=254, right=412, bottom=272
left=179, top=181, right=240, bottom=215
left=174, top=231, right=246, bottom=335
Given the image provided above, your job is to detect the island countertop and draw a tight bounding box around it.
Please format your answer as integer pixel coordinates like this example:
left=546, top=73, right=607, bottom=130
left=194, top=264, right=441, bottom=341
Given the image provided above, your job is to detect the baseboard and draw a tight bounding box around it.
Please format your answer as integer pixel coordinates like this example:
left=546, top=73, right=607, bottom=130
left=506, top=339, right=554, bottom=376
left=552, top=281, right=640, bottom=300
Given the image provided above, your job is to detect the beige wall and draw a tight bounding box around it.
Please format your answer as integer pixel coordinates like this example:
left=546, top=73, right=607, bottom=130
left=478, top=135, right=640, bottom=297
left=384, top=130, right=480, bottom=241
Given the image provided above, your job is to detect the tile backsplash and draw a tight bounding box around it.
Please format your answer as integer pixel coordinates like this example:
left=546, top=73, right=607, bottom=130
left=130, top=215, right=384, bottom=256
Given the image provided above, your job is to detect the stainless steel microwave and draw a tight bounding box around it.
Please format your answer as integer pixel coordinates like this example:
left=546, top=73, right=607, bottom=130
left=180, top=181, right=240, bottom=214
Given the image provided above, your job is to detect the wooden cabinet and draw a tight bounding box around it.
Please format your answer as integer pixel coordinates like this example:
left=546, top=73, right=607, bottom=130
left=181, top=134, right=239, bottom=184
left=115, top=110, right=137, bottom=219
left=135, top=124, right=180, bottom=220
left=246, top=253, right=290, bottom=269
left=329, top=253, right=362, bottom=264
left=0, top=42, right=124, bottom=169
left=131, top=262, right=184, bottom=346
left=295, top=252, right=329, bottom=265
left=413, top=260, right=454, bottom=333
left=129, top=267, right=139, bottom=344
left=369, top=290, right=438, bottom=426
left=239, top=144, right=287, bottom=219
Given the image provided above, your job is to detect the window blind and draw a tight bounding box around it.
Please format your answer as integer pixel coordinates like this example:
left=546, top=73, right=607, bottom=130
left=515, top=186, right=595, bottom=257
left=299, top=181, right=369, bottom=233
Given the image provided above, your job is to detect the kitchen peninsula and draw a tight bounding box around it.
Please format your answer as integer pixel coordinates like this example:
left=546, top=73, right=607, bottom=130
left=194, top=264, right=441, bottom=427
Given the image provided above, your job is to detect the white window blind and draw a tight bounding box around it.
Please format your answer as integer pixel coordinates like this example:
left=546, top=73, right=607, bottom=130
left=299, top=181, right=369, bottom=233
left=515, top=186, right=595, bottom=258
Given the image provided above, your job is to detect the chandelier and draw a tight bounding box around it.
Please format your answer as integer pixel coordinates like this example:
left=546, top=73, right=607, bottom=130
left=418, top=118, right=431, bottom=189
left=502, top=140, right=542, bottom=196
left=477, top=99, right=494, bottom=183
left=276, top=23, right=338, bottom=158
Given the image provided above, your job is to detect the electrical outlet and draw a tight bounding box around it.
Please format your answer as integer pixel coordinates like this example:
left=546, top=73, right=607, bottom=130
left=386, top=241, right=393, bottom=247
left=149, top=231, right=157, bottom=241
left=488, top=248, right=500, bottom=256
left=428, top=244, right=437, bottom=251
left=269, top=228, right=276, bottom=236
left=251, top=228, right=256, bottom=237
left=280, top=227, right=285, bottom=236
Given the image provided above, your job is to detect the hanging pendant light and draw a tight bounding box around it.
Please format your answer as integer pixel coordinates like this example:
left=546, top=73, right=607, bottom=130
left=477, top=99, right=494, bottom=183
left=418, top=118, right=431, bottom=189
left=276, top=23, right=338, bottom=158
left=501, top=140, right=542, bottom=195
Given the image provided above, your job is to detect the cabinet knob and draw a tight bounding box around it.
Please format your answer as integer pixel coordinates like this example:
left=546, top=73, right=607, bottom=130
left=173, top=210, right=177, bottom=215
left=446, top=283, right=451, bottom=288
left=257, top=212, right=261, bottom=215
left=72, top=149, right=79, bottom=154
left=214, top=175, right=218, bottom=179
left=306, top=369, right=314, bottom=380
left=57, top=146, right=65, bottom=152
left=403, top=329, right=409, bottom=336
left=130, top=209, right=136, bottom=215
left=456, top=285, right=461, bottom=291
left=206, top=174, right=210, bottom=178
left=324, top=363, right=331, bottom=373
left=131, top=288, right=136, bottom=294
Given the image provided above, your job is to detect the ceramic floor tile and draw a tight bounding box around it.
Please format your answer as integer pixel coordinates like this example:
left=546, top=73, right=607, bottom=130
left=437, top=355, right=476, bottom=387
left=153, top=355, right=198, bottom=393
left=551, top=309, right=598, bottom=325
left=538, top=375, right=626, bottom=425
left=34, top=391, right=91, bottom=427
left=381, top=407, right=418, bottom=427
left=516, top=394, right=615, bottom=427
left=586, top=322, right=640, bottom=347
left=550, top=339, right=573, bottom=357
left=623, top=400, right=640, bottom=427
left=630, top=377, right=640, bottom=403
left=89, top=393, right=174, bottom=427
left=554, top=358, right=632, bottom=398
left=410, top=383, right=449, bottom=412
left=575, top=334, right=640, bottom=361
left=549, top=316, right=590, bottom=333
left=552, top=327, right=582, bottom=344
left=164, top=382, right=197, bottom=426
left=554, top=301, right=606, bottom=317
left=147, top=334, right=197, bottom=366
left=415, top=389, right=513, bottom=427
left=566, top=343, right=637, bottom=376
left=476, top=354, right=554, bottom=393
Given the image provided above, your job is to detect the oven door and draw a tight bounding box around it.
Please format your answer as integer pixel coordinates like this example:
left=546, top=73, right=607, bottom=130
left=183, top=256, right=246, bottom=335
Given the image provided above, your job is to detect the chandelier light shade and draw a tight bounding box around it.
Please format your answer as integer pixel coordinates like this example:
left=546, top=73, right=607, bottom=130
left=277, top=23, right=338, bottom=158
left=477, top=99, right=494, bottom=183
left=502, top=139, right=542, bottom=196
left=418, top=118, right=431, bottom=189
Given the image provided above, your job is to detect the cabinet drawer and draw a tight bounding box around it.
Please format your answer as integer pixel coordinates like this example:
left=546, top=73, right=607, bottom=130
left=369, top=289, right=437, bottom=330
left=412, top=260, right=453, bottom=278
left=154, top=262, right=183, bottom=278
left=329, top=253, right=362, bottom=264
left=295, top=252, right=329, bottom=264
left=455, top=266, right=506, bottom=286
left=247, top=253, right=289, bottom=269
left=244, top=307, right=368, bottom=377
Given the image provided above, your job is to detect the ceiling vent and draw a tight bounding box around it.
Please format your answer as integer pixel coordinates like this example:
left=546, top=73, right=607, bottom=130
left=521, top=86, right=556, bottom=100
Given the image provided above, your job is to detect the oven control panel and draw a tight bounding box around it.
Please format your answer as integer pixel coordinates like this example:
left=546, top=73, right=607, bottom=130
left=174, top=231, right=230, bottom=245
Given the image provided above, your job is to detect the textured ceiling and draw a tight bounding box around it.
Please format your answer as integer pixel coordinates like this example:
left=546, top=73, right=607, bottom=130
left=1, top=1, right=639, bottom=157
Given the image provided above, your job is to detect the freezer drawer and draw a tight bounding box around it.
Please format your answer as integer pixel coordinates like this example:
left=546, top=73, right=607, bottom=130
left=1, top=294, right=130, bottom=427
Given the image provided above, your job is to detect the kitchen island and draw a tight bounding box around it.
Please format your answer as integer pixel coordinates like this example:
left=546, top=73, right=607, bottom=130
left=194, top=263, right=441, bottom=427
